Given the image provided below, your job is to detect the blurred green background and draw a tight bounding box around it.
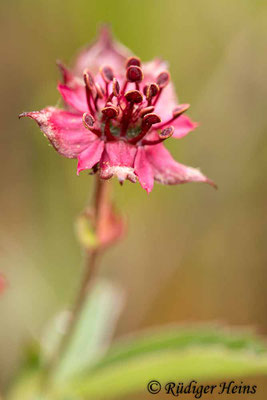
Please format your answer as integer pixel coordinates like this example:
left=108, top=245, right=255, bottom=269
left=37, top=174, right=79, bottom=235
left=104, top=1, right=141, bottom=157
left=1, top=0, right=267, bottom=397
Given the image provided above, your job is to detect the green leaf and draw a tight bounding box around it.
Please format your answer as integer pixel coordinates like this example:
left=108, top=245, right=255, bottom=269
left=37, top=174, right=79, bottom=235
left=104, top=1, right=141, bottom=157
left=7, top=281, right=123, bottom=400
left=43, top=281, right=124, bottom=383
left=64, top=326, right=267, bottom=399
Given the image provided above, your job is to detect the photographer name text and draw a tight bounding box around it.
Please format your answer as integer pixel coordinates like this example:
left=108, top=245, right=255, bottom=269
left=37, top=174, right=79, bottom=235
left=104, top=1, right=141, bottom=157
left=147, top=380, right=257, bottom=397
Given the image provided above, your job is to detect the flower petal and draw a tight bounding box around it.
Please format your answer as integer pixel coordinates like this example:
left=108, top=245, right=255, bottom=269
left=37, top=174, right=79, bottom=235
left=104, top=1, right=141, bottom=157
left=77, top=138, right=105, bottom=174
left=143, top=58, right=169, bottom=79
left=145, top=143, right=216, bottom=187
left=19, top=107, right=94, bottom=158
left=142, top=60, right=178, bottom=121
left=149, top=82, right=178, bottom=124
left=58, top=84, right=87, bottom=114
left=74, top=26, right=131, bottom=76
left=99, top=141, right=137, bottom=183
left=57, top=60, right=77, bottom=85
left=134, top=147, right=154, bottom=193
left=172, top=115, right=198, bottom=139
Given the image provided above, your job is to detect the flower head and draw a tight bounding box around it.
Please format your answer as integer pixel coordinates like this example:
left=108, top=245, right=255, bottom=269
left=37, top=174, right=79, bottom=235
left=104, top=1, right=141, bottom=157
left=20, top=27, right=215, bottom=193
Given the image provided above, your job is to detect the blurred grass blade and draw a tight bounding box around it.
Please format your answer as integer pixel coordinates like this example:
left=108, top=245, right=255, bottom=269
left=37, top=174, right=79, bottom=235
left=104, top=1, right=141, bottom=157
left=43, top=280, right=124, bottom=383
left=65, top=326, right=267, bottom=399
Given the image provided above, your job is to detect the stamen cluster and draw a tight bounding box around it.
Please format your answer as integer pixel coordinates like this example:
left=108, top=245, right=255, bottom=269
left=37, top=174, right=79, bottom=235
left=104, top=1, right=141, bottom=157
left=82, top=56, right=189, bottom=147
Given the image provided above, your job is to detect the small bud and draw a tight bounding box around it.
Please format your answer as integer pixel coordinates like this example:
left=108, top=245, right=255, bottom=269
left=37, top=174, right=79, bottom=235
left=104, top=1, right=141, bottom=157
left=139, top=106, right=155, bottom=117
left=100, top=65, right=114, bottom=83
left=142, top=113, right=161, bottom=126
left=159, top=126, right=174, bottom=139
left=156, top=71, right=170, bottom=88
left=112, top=78, right=120, bottom=97
left=102, top=105, right=119, bottom=119
left=125, top=90, right=143, bottom=104
left=126, top=56, right=141, bottom=68
left=173, top=104, right=190, bottom=118
left=82, top=113, right=95, bottom=129
left=126, top=66, right=143, bottom=83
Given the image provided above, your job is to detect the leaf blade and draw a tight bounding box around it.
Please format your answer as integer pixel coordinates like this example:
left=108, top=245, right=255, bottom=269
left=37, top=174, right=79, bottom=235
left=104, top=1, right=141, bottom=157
left=65, top=326, right=267, bottom=399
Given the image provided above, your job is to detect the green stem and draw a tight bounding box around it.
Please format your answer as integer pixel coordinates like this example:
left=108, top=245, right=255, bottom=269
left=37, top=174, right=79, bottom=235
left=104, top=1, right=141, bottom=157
left=41, top=176, right=110, bottom=392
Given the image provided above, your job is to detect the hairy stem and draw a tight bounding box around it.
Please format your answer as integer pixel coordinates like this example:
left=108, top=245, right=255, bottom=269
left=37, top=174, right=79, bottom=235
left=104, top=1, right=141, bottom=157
left=42, top=176, right=110, bottom=390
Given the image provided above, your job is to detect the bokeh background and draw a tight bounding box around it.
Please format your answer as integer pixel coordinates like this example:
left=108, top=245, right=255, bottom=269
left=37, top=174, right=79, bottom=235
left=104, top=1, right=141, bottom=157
left=1, top=0, right=267, bottom=397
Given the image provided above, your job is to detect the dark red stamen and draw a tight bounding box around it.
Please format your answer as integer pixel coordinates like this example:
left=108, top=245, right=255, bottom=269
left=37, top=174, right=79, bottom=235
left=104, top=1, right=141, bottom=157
left=83, top=113, right=95, bottom=127
left=156, top=71, right=170, bottom=88
left=101, top=106, right=118, bottom=141
left=139, top=106, right=155, bottom=117
left=151, top=71, right=170, bottom=107
left=145, top=83, right=159, bottom=99
left=120, top=90, right=143, bottom=136
left=104, top=121, right=115, bottom=141
left=126, top=66, right=143, bottom=83
left=142, top=125, right=174, bottom=146
left=126, top=56, right=141, bottom=68
left=172, top=103, right=190, bottom=117
left=83, top=71, right=96, bottom=115
left=95, top=83, right=105, bottom=99
left=142, top=113, right=161, bottom=125
left=94, top=83, right=104, bottom=111
left=113, top=78, right=120, bottom=97
left=82, top=113, right=101, bottom=136
left=84, top=70, right=95, bottom=90
left=100, top=65, right=114, bottom=83
left=145, top=83, right=159, bottom=105
left=129, top=113, right=161, bottom=144
left=159, top=125, right=174, bottom=139
left=106, top=93, right=114, bottom=104
left=102, top=105, right=119, bottom=119
left=120, top=104, right=134, bottom=136
left=121, top=80, right=128, bottom=95
left=125, top=90, right=143, bottom=104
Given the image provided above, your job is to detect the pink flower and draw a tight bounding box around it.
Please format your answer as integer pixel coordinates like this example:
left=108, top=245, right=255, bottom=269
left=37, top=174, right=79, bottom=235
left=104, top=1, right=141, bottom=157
left=20, top=27, right=215, bottom=193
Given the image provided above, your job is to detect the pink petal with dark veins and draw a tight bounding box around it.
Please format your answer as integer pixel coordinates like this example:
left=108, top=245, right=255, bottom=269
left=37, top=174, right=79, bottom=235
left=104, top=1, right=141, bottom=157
left=145, top=143, right=216, bottom=187
left=134, top=147, right=154, bottom=193
left=19, top=107, right=94, bottom=158
left=77, top=138, right=105, bottom=174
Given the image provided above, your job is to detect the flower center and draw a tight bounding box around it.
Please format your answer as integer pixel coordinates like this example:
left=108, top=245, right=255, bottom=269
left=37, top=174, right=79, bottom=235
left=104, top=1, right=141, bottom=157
left=82, top=57, right=189, bottom=146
